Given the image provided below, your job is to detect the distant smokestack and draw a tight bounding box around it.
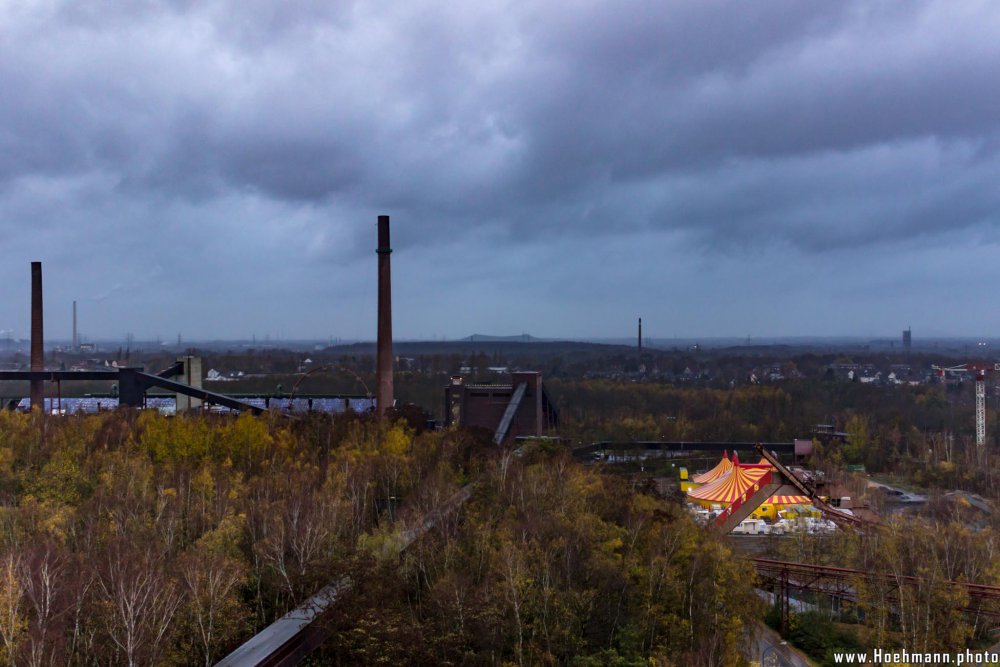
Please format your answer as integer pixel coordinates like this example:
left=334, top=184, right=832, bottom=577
left=30, top=262, right=44, bottom=410
left=638, top=317, right=642, bottom=350
left=72, top=300, right=77, bottom=351
left=376, top=215, right=394, bottom=418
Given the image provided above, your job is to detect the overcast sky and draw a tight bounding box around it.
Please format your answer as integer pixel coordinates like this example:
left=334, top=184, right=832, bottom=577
left=2, top=0, right=999, bottom=342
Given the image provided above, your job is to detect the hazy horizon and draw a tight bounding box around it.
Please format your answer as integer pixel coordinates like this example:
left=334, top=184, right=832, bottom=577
left=4, top=332, right=999, bottom=353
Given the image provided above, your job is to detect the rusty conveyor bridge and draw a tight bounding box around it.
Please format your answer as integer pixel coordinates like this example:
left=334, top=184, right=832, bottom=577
left=0, top=361, right=265, bottom=414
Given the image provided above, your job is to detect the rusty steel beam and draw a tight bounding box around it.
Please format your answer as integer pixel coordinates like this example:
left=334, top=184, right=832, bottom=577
left=214, top=580, right=350, bottom=667
left=0, top=369, right=265, bottom=415
left=753, top=558, right=1000, bottom=596
left=713, top=480, right=782, bottom=534
left=135, top=372, right=265, bottom=415
left=156, top=360, right=185, bottom=379
left=752, top=558, right=1000, bottom=618
left=30, top=262, right=44, bottom=409
left=493, top=382, right=527, bottom=445
left=574, top=441, right=796, bottom=458
left=376, top=215, right=393, bottom=418
left=0, top=371, right=118, bottom=381
left=754, top=444, right=871, bottom=528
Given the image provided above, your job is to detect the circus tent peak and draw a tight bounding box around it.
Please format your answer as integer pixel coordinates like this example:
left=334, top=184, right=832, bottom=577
left=687, top=465, right=769, bottom=503
left=691, top=454, right=734, bottom=484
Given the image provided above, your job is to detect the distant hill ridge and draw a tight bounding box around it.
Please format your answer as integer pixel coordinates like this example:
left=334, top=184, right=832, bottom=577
left=321, top=338, right=639, bottom=356
left=462, top=334, right=540, bottom=342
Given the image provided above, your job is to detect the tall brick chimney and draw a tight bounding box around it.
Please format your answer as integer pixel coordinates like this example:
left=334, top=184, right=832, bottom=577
left=30, top=261, right=44, bottom=410
left=376, top=215, right=393, bottom=418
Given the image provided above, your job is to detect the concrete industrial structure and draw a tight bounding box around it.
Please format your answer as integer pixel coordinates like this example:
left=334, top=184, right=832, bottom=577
left=4, top=266, right=267, bottom=415
left=14, top=394, right=377, bottom=416
left=445, top=372, right=559, bottom=445
left=174, top=355, right=203, bottom=412
left=7, top=214, right=400, bottom=418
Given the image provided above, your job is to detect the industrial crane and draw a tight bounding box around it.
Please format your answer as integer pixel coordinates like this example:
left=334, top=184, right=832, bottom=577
left=931, top=362, right=1000, bottom=447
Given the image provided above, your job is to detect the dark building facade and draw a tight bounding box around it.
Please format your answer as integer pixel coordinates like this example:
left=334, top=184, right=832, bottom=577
left=444, top=372, right=559, bottom=444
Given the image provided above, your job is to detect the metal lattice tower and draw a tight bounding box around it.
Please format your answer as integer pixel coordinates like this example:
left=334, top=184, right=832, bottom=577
left=976, top=373, right=987, bottom=447
left=933, top=363, right=994, bottom=447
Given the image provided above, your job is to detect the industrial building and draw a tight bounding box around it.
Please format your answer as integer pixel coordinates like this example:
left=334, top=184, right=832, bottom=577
left=445, top=372, right=559, bottom=445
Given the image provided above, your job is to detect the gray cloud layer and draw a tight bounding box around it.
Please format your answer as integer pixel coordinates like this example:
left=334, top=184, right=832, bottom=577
left=2, top=0, right=999, bottom=340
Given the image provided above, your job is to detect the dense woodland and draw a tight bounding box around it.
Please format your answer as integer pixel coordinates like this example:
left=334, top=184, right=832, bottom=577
left=548, top=378, right=1000, bottom=496
left=4, top=345, right=1000, bottom=663
left=761, top=514, right=1000, bottom=664
left=0, top=410, right=759, bottom=666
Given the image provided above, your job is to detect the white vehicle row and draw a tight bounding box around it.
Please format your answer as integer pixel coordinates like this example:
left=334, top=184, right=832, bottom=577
left=688, top=504, right=837, bottom=535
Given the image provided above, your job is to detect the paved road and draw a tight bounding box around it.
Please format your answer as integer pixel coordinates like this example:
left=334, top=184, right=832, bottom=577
left=866, top=479, right=927, bottom=503
left=750, top=623, right=816, bottom=667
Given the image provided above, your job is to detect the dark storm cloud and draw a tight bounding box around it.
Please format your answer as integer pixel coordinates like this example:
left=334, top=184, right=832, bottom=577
left=2, top=0, right=999, bottom=338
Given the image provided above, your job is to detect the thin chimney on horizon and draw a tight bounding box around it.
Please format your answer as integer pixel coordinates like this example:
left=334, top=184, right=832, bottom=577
left=638, top=317, right=642, bottom=350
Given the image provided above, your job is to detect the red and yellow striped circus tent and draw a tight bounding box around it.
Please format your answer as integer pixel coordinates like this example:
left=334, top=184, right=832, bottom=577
left=752, top=458, right=810, bottom=505
left=768, top=494, right=811, bottom=505
left=691, top=451, right=734, bottom=484
left=688, top=464, right=769, bottom=504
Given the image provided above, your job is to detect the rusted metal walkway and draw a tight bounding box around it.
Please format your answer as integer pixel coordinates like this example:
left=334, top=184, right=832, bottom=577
left=0, top=366, right=265, bottom=414
left=752, top=557, right=1000, bottom=634
left=215, top=580, right=349, bottom=667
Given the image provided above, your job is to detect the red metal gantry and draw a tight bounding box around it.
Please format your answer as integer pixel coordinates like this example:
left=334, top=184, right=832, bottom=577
left=752, top=557, right=1000, bottom=635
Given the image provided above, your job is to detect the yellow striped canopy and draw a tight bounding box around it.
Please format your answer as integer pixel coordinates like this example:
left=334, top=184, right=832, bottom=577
left=687, top=466, right=769, bottom=503
left=768, top=495, right=811, bottom=505
left=691, top=453, right=733, bottom=484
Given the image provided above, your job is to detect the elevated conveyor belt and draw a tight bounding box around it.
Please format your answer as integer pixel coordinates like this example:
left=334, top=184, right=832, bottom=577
left=215, top=484, right=474, bottom=666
